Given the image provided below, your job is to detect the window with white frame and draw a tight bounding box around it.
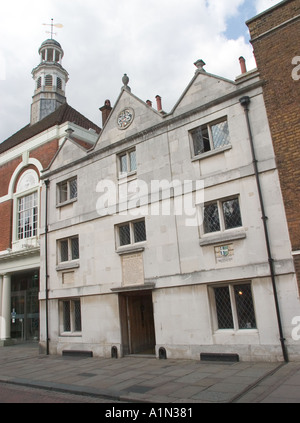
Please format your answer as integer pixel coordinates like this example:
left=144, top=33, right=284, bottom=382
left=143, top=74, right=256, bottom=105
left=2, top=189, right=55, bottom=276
left=58, top=236, right=79, bottom=264
left=15, top=169, right=39, bottom=241
left=203, top=197, right=242, bottom=234
left=212, top=283, right=257, bottom=330
left=118, top=148, right=137, bottom=176
left=57, top=177, right=77, bottom=205
left=60, top=299, right=82, bottom=334
left=190, top=118, right=230, bottom=157
left=117, top=219, right=146, bottom=247
left=17, top=192, right=38, bottom=240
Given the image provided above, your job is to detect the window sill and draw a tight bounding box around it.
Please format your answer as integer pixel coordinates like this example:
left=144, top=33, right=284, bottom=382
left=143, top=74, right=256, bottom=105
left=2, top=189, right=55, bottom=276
left=192, top=144, right=232, bottom=162
left=56, top=261, right=80, bottom=271
left=59, top=333, right=82, bottom=338
left=56, top=198, right=77, bottom=208
left=118, top=171, right=137, bottom=182
left=116, top=243, right=146, bottom=255
left=199, top=229, right=246, bottom=246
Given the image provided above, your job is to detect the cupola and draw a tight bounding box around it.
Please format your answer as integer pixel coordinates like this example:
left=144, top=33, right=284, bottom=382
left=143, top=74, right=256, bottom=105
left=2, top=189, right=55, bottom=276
left=30, top=38, right=69, bottom=125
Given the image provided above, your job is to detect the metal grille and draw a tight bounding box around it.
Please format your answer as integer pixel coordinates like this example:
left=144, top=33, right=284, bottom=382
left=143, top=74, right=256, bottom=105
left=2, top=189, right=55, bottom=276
left=74, top=300, right=82, bottom=332
left=63, top=301, right=71, bottom=332
left=191, top=126, right=210, bottom=155
left=203, top=203, right=220, bottom=233
left=60, top=240, right=69, bottom=262
left=119, top=224, right=131, bottom=246
left=214, top=287, right=234, bottom=329
left=234, top=284, right=257, bottom=329
left=133, top=220, right=146, bottom=243
left=69, top=178, right=77, bottom=199
left=129, top=150, right=137, bottom=171
left=120, top=154, right=128, bottom=173
left=71, top=237, right=79, bottom=260
left=222, top=199, right=242, bottom=229
left=211, top=120, right=230, bottom=149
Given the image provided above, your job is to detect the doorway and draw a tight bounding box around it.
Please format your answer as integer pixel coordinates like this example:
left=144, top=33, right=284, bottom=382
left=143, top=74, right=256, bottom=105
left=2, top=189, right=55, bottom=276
left=10, top=270, right=39, bottom=342
left=119, top=290, right=156, bottom=355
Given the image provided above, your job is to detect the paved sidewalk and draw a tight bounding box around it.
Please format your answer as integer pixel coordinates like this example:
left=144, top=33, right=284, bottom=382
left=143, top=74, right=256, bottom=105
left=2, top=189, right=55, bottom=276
left=0, top=343, right=299, bottom=403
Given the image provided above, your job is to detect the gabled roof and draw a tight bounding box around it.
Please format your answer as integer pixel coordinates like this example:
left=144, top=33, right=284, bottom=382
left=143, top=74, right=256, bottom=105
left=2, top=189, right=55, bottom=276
left=0, top=103, right=101, bottom=154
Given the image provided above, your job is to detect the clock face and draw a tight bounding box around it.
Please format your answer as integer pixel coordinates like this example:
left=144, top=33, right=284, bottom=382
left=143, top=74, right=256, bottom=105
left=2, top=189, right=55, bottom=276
left=117, top=108, right=134, bottom=130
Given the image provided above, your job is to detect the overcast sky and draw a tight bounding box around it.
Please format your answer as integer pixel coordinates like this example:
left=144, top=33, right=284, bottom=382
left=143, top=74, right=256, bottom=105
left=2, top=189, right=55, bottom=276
left=0, top=0, right=282, bottom=143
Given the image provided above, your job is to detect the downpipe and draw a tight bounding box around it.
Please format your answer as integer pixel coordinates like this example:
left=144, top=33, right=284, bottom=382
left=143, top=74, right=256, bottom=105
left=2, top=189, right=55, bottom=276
left=239, top=96, right=289, bottom=363
left=44, top=179, right=50, bottom=355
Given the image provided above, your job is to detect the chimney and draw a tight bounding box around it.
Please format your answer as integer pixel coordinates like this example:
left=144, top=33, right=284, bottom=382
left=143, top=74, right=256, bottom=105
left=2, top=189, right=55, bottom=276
left=156, top=95, right=162, bottom=112
left=99, top=99, right=112, bottom=127
left=239, top=56, right=247, bottom=74
left=146, top=100, right=152, bottom=107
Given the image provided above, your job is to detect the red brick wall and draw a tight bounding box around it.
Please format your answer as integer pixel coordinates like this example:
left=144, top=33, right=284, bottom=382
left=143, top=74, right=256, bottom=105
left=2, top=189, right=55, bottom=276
left=0, top=200, right=13, bottom=250
left=0, top=156, right=22, bottom=197
left=247, top=0, right=300, bottom=284
left=29, top=139, right=59, bottom=169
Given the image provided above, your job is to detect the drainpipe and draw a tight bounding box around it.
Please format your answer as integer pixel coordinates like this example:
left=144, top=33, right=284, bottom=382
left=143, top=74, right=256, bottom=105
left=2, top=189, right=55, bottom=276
left=239, top=96, right=289, bottom=363
left=44, top=179, right=50, bottom=355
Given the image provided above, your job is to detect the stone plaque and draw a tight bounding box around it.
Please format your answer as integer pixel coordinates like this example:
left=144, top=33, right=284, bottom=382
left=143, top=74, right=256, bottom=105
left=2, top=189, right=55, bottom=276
left=121, top=252, right=144, bottom=286
left=62, top=271, right=75, bottom=284
left=215, top=244, right=234, bottom=264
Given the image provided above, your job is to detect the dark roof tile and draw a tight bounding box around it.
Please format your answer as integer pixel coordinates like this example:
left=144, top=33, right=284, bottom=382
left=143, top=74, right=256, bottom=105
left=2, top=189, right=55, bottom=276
left=0, top=103, right=101, bottom=154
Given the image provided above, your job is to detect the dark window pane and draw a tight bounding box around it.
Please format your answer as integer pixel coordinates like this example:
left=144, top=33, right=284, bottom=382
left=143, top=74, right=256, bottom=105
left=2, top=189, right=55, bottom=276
left=71, top=237, right=79, bottom=260
left=74, top=300, right=82, bottom=332
left=223, top=199, right=242, bottom=230
left=60, top=240, right=69, bottom=262
left=191, top=126, right=210, bottom=156
left=214, top=287, right=234, bottom=329
left=204, top=203, right=220, bottom=233
left=119, top=224, right=130, bottom=246
left=134, top=220, right=146, bottom=243
left=63, top=301, right=71, bottom=332
left=234, top=284, right=257, bottom=329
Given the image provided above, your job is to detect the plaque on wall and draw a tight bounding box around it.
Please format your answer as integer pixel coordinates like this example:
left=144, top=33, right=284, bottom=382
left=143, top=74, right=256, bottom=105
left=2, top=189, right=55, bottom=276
left=121, top=252, right=144, bottom=286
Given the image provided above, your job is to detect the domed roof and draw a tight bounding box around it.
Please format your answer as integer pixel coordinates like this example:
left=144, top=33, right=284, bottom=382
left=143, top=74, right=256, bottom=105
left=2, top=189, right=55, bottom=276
left=40, top=39, right=62, bottom=49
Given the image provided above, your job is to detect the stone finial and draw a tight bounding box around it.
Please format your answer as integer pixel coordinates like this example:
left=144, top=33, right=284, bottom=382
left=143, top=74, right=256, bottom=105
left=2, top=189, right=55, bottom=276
left=122, top=74, right=131, bottom=92
left=194, top=59, right=206, bottom=73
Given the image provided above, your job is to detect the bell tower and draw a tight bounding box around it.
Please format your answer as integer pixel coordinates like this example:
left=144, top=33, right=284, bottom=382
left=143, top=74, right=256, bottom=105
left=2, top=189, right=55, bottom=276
left=30, top=38, right=69, bottom=125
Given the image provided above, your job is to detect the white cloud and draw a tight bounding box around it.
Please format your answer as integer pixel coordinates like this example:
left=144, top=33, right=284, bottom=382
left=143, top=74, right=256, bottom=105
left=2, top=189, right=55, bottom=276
left=0, top=0, right=275, bottom=142
left=255, top=0, right=282, bottom=14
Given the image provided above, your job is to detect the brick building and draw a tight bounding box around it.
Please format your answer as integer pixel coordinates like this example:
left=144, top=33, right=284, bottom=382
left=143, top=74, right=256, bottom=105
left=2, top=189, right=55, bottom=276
left=0, top=38, right=100, bottom=345
left=247, top=0, right=300, bottom=288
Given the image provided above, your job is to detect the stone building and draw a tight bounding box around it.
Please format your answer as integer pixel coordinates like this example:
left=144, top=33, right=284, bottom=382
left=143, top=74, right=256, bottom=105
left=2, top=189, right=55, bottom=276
left=246, top=0, right=300, bottom=291
left=0, top=38, right=100, bottom=345
left=39, top=55, right=299, bottom=361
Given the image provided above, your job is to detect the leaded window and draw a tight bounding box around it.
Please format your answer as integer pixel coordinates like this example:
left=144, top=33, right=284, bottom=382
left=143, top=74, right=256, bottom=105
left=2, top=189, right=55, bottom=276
left=191, top=119, right=230, bottom=157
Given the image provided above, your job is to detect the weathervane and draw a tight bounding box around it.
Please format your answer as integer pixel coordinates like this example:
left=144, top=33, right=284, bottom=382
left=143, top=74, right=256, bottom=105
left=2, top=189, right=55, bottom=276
left=42, top=18, right=63, bottom=39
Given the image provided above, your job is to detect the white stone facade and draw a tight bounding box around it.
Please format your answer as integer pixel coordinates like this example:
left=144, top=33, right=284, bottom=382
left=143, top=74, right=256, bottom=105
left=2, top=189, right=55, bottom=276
left=39, top=66, right=300, bottom=362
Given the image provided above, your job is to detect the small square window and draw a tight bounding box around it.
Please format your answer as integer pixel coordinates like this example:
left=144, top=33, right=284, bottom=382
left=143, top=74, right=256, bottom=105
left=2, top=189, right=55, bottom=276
left=57, top=178, right=77, bottom=205
left=118, top=149, right=137, bottom=176
left=58, top=236, right=79, bottom=264
left=203, top=197, right=242, bottom=234
left=191, top=119, right=230, bottom=157
left=117, top=219, right=146, bottom=248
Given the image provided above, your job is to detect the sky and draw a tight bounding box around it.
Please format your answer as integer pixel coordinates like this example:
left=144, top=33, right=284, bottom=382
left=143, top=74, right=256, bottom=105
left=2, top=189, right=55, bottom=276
left=0, top=0, right=282, bottom=143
